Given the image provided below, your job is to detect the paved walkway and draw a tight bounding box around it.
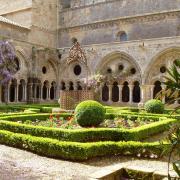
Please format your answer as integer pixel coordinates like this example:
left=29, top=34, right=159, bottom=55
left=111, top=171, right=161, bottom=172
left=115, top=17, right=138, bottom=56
left=0, top=145, right=178, bottom=180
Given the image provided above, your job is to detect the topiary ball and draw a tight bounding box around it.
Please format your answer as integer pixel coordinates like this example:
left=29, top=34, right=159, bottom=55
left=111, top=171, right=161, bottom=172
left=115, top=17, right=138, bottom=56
left=144, top=99, right=165, bottom=114
left=75, top=100, right=106, bottom=127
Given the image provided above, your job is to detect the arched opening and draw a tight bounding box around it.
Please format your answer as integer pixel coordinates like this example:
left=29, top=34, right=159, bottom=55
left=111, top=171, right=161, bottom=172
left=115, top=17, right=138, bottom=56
left=122, top=81, right=129, bottom=102
left=43, top=81, right=49, bottom=100
left=18, top=79, right=25, bottom=102
left=153, top=81, right=162, bottom=98
left=102, top=83, right=109, bottom=102
left=119, top=32, right=128, bottom=41
left=61, top=81, right=66, bottom=90
left=69, top=82, right=74, bottom=91
left=36, top=86, right=40, bottom=99
left=112, top=82, right=119, bottom=102
left=50, top=86, right=55, bottom=100
left=133, top=81, right=141, bottom=103
left=9, top=79, right=17, bottom=102
left=50, top=82, right=56, bottom=100
left=77, top=82, right=82, bottom=90
left=1, top=85, right=6, bottom=102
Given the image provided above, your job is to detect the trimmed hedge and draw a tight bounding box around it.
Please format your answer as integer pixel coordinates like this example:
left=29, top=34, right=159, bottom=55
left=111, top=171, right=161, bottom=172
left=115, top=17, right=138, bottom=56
left=0, top=113, right=72, bottom=122
left=105, top=112, right=180, bottom=121
left=0, top=119, right=177, bottom=142
left=0, top=129, right=168, bottom=161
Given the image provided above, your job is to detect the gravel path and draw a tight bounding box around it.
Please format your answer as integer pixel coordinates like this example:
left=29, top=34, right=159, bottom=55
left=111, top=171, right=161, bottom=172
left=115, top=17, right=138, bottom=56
left=0, top=145, right=178, bottom=180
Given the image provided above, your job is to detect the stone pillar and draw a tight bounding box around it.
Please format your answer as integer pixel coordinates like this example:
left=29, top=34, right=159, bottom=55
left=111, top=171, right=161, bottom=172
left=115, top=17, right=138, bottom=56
left=0, top=85, right=2, bottom=103
left=118, top=85, right=123, bottom=103
left=7, top=83, right=10, bottom=103
left=108, top=85, right=112, bottom=103
left=24, top=85, right=27, bottom=102
left=150, top=85, right=155, bottom=99
left=129, top=85, right=133, bottom=104
left=140, top=85, right=147, bottom=103
left=47, top=87, right=50, bottom=100
left=99, top=85, right=103, bottom=101
left=161, top=85, right=166, bottom=103
left=15, top=84, right=19, bottom=102
left=40, top=86, right=43, bottom=100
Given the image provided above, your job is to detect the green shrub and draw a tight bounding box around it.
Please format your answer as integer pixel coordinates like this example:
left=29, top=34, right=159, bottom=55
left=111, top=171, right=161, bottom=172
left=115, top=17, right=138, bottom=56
left=75, top=100, right=106, bottom=127
left=0, top=119, right=177, bottom=142
left=0, top=129, right=168, bottom=161
left=0, top=113, right=71, bottom=122
left=145, top=99, right=165, bottom=114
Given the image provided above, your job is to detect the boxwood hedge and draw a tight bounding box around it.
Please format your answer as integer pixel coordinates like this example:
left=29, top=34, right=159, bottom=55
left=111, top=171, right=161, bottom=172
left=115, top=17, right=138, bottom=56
left=0, top=129, right=168, bottom=161
left=0, top=119, right=177, bottom=142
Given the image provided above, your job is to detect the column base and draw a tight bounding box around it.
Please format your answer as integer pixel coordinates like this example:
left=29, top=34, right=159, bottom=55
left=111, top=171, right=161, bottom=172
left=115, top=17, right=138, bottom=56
left=138, top=102, right=144, bottom=108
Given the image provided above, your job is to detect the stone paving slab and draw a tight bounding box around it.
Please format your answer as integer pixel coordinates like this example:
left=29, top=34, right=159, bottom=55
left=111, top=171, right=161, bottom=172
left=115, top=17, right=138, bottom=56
left=0, top=145, right=179, bottom=180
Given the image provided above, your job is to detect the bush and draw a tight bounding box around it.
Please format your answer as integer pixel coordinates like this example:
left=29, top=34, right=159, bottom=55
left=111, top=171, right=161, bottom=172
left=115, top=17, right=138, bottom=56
left=0, top=129, right=168, bottom=161
left=0, top=119, right=177, bottom=142
left=75, top=100, right=106, bottom=127
left=145, top=99, right=165, bottom=114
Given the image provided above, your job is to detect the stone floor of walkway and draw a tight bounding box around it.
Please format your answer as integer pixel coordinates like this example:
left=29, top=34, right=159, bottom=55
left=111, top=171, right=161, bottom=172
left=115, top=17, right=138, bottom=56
left=0, top=145, right=178, bottom=180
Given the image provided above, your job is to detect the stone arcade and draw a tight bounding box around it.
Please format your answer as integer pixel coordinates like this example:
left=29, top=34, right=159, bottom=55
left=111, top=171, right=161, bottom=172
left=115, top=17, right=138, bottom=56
left=0, top=0, right=180, bottom=106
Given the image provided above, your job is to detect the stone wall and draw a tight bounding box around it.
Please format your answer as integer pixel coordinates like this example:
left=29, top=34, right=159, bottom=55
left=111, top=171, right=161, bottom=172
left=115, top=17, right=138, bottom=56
left=59, top=12, right=180, bottom=47
left=59, top=0, right=180, bottom=27
left=0, top=0, right=32, bottom=27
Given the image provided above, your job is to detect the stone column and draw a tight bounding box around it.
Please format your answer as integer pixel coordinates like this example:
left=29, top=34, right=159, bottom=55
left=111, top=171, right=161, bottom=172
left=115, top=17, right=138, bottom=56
left=7, top=83, right=10, bottom=103
left=40, top=86, right=43, bottom=100
left=24, top=85, right=27, bottom=102
left=140, top=85, right=147, bottom=103
left=0, top=85, right=2, bottom=103
left=118, top=85, right=123, bottom=103
left=161, top=85, right=166, bottom=103
left=47, top=87, right=50, bottom=100
left=129, top=85, right=134, bottom=104
left=99, top=85, right=103, bottom=101
left=15, top=84, right=19, bottom=102
left=108, top=85, right=112, bottom=104
left=150, top=85, right=155, bottom=99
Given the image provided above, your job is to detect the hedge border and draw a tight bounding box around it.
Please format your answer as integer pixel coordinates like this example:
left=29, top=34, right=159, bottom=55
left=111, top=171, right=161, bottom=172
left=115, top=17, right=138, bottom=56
left=0, top=119, right=177, bottom=142
left=0, top=129, right=168, bottom=161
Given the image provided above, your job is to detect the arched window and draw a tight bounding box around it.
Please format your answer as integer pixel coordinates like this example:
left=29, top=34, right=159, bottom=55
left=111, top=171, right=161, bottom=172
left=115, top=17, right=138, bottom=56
left=118, top=31, right=128, bottom=41
left=69, top=82, right=74, bottom=91
left=133, top=81, right=141, bottom=103
left=122, top=81, right=129, bottom=102
left=102, top=83, right=109, bottom=102
left=153, top=81, right=162, bottom=98
left=9, top=79, right=17, bottom=102
left=112, top=82, right=119, bottom=102
left=61, top=81, right=66, bottom=90
left=50, top=82, right=56, bottom=100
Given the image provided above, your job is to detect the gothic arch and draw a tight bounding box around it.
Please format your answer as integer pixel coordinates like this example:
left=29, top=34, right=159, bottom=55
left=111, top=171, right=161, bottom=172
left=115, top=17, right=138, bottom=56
left=144, top=47, right=180, bottom=84
left=96, top=51, right=142, bottom=83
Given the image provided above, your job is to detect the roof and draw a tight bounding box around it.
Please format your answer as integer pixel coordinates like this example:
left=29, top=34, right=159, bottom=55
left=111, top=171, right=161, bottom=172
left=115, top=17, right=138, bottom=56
left=0, top=16, right=30, bottom=30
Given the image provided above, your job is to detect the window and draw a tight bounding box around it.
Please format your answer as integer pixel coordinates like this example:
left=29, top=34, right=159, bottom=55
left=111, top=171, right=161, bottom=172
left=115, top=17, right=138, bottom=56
left=160, top=66, right=166, bottom=73
left=42, top=66, right=47, bottom=74
left=117, top=31, right=128, bottom=41
left=74, top=65, right=81, bottom=76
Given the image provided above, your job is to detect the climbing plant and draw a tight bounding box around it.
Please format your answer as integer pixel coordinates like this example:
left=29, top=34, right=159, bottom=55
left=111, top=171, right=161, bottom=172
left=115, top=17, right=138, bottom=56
left=0, top=40, right=17, bottom=104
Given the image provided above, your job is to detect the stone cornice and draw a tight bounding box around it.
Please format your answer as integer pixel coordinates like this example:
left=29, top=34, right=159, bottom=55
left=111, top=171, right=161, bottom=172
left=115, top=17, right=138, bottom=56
left=60, top=0, right=117, bottom=13
left=0, top=6, right=32, bottom=16
left=31, top=25, right=56, bottom=35
left=59, top=10, right=180, bottom=33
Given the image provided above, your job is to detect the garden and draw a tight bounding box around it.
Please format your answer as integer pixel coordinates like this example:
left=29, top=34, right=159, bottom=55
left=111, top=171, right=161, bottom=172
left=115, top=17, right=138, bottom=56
left=0, top=99, right=179, bottom=163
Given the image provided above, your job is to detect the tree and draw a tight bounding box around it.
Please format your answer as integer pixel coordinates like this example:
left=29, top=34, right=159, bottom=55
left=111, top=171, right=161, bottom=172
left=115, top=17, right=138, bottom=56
left=157, top=59, right=180, bottom=179
left=0, top=40, right=17, bottom=104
